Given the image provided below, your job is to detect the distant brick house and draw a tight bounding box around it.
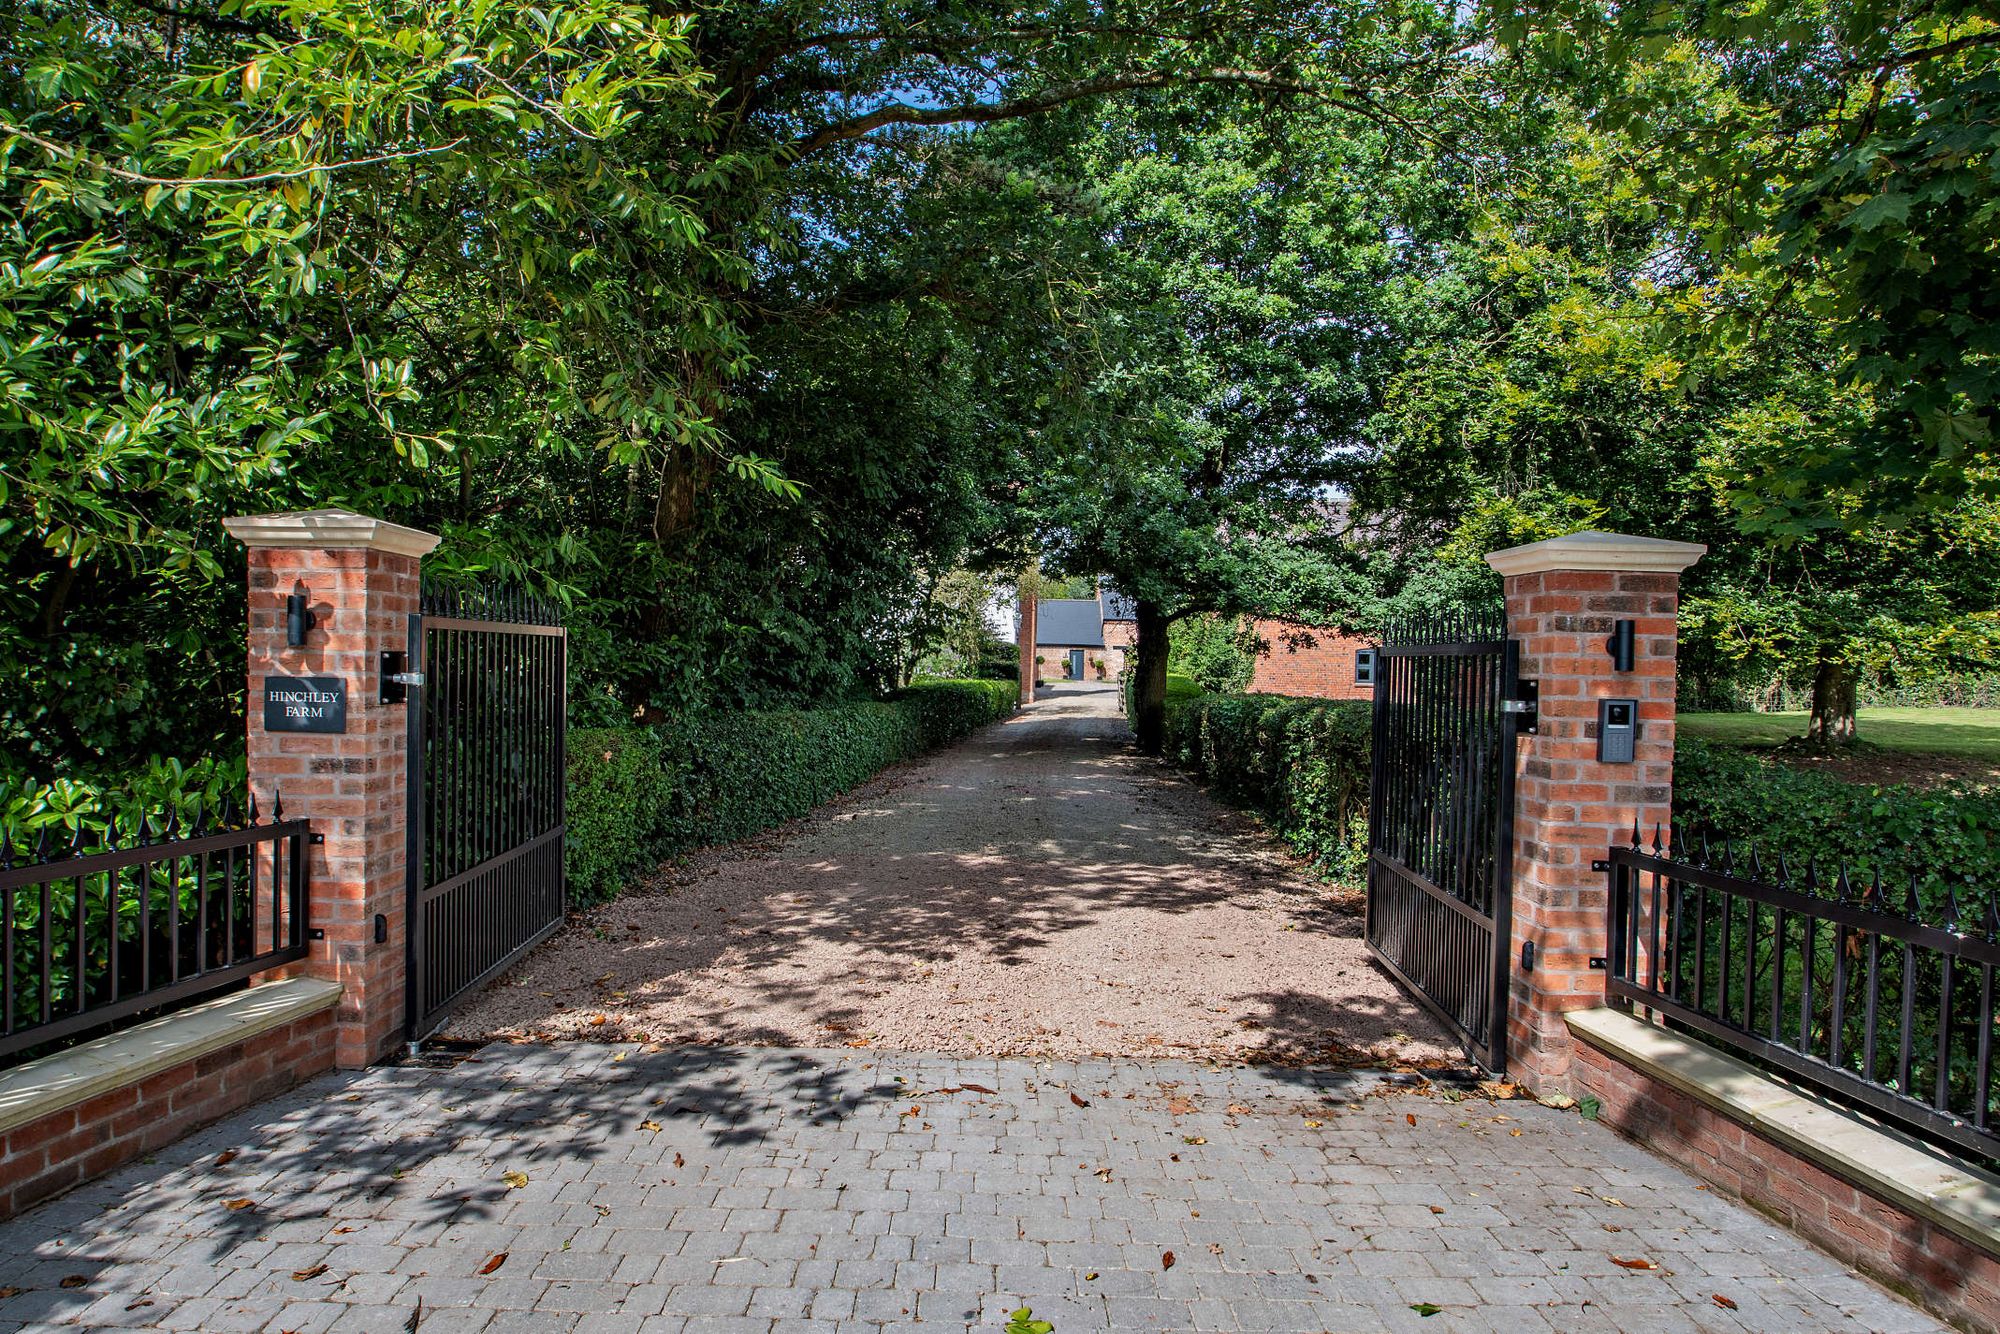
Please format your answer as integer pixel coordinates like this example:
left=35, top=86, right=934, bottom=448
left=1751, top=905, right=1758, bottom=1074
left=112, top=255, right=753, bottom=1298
left=1245, top=619, right=1377, bottom=700
left=1017, top=582, right=1136, bottom=683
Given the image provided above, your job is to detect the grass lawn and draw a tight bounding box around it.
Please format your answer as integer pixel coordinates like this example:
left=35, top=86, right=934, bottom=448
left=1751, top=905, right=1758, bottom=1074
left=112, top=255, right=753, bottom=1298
left=1679, top=707, right=2000, bottom=761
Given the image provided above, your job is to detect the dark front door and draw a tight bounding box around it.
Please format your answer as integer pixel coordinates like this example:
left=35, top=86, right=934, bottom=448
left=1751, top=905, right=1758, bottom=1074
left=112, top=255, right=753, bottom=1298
left=1365, top=612, right=1531, bottom=1069
left=1069, top=649, right=1085, bottom=679
left=404, top=582, right=568, bottom=1042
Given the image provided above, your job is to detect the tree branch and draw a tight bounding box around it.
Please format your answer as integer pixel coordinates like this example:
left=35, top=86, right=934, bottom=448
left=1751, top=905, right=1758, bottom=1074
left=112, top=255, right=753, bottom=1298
left=0, top=122, right=467, bottom=187
left=112, top=0, right=273, bottom=38
left=1865, top=27, right=2000, bottom=74
left=789, top=67, right=1323, bottom=159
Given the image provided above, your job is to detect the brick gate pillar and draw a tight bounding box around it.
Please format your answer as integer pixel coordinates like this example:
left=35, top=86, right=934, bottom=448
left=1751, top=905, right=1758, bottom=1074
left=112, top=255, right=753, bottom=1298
left=223, top=509, right=441, bottom=1068
left=1487, top=531, right=1705, bottom=1093
left=1018, top=581, right=1038, bottom=706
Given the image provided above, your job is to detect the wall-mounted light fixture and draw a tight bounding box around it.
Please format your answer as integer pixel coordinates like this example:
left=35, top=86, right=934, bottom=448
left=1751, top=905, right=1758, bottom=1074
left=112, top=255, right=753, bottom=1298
left=285, top=582, right=317, bottom=648
left=1605, top=618, right=1635, bottom=673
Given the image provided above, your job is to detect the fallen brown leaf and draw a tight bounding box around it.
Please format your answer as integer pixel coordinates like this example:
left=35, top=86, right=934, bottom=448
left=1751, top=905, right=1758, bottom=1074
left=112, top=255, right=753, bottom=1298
left=1712, top=1294, right=1738, bottom=1310
left=1070, top=1092, right=1090, bottom=1108
left=478, top=1253, right=507, bottom=1276
left=223, top=1198, right=254, bottom=1211
left=58, top=1276, right=85, bottom=1290
left=1161, top=1251, right=1176, bottom=1271
left=1610, top=1256, right=1656, bottom=1271
left=501, top=1170, right=529, bottom=1189
left=673, top=1152, right=685, bottom=1168
left=291, top=1265, right=327, bottom=1282
left=213, top=1150, right=238, bottom=1168
left=961, top=1083, right=997, bottom=1095
left=1406, top=1113, right=1417, bottom=1126
left=0, top=1286, right=20, bottom=1298
left=639, top=1120, right=662, bottom=1133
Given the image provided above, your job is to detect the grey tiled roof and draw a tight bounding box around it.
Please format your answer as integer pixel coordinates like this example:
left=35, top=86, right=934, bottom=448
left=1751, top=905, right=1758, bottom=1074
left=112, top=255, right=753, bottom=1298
left=1034, top=599, right=1104, bottom=647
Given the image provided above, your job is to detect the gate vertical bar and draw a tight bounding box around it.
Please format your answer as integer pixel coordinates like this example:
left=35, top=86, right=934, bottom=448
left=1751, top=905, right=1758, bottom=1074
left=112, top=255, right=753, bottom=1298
left=404, top=607, right=427, bottom=1046
left=1488, top=637, right=1523, bottom=1066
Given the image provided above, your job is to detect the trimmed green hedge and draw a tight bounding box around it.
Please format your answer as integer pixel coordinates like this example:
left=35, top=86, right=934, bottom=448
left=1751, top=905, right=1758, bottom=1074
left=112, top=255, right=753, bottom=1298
left=1160, top=690, right=2000, bottom=920
left=1161, top=691, right=1373, bottom=883
left=566, top=679, right=1015, bottom=905
left=1672, top=738, right=2000, bottom=924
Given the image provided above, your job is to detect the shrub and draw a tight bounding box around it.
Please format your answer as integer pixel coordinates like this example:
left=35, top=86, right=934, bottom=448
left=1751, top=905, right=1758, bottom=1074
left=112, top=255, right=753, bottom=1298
left=1, top=756, right=248, bottom=855
left=1160, top=690, right=1372, bottom=883
left=565, top=680, right=1015, bottom=904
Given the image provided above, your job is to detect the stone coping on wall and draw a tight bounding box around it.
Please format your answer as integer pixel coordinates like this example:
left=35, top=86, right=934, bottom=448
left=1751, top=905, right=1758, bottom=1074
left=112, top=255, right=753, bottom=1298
left=222, top=508, right=440, bottom=557
left=0, top=978, right=343, bottom=1137
left=1486, top=529, right=1708, bottom=576
left=1567, top=1006, right=2000, bottom=1260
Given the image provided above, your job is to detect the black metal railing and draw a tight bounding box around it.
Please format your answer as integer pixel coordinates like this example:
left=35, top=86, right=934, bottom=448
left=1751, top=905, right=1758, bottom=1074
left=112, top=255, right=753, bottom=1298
left=1607, top=828, right=2000, bottom=1161
left=0, top=795, right=314, bottom=1064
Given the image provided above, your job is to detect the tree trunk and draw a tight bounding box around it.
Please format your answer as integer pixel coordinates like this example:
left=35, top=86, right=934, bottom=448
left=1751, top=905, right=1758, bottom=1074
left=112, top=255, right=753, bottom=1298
left=1132, top=600, right=1170, bottom=756
left=1806, top=658, right=1858, bottom=749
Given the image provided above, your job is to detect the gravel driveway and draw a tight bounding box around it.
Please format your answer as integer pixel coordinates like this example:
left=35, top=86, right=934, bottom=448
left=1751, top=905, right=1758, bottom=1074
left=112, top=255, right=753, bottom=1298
left=449, top=682, right=1452, bottom=1066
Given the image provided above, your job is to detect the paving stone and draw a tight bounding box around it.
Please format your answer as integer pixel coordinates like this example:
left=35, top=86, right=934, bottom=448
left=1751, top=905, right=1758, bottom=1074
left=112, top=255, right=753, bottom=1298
left=0, top=1044, right=1947, bottom=1333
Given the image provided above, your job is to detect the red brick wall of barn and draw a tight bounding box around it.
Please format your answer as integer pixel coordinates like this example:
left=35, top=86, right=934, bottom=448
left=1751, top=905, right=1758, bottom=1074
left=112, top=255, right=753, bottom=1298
left=1245, top=620, right=1373, bottom=700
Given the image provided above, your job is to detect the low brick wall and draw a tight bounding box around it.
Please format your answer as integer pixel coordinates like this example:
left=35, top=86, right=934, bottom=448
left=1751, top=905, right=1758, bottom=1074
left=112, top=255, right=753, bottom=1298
left=1573, top=1036, right=2000, bottom=1333
left=0, top=985, right=338, bottom=1219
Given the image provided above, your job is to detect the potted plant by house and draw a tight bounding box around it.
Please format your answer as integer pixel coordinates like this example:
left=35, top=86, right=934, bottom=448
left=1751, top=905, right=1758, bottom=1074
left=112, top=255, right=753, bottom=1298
left=1091, top=656, right=1107, bottom=680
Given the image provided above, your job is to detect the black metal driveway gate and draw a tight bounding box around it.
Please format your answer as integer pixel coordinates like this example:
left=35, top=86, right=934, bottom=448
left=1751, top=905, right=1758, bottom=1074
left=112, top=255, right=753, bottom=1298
left=1365, top=612, right=1533, bottom=1069
left=402, top=583, right=567, bottom=1042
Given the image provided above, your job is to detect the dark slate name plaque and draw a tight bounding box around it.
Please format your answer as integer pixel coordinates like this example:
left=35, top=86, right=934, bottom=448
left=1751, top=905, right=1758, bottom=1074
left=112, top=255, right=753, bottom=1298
left=262, top=676, right=348, bottom=734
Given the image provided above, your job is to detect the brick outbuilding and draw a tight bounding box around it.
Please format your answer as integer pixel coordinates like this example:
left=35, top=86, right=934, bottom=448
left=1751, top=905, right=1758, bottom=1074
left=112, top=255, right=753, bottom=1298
left=1245, top=619, right=1376, bottom=700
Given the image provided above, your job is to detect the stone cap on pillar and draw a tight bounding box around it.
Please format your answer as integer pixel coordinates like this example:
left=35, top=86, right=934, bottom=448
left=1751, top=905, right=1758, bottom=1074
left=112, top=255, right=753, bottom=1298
left=223, top=509, right=441, bottom=558
left=1486, top=530, right=1706, bottom=578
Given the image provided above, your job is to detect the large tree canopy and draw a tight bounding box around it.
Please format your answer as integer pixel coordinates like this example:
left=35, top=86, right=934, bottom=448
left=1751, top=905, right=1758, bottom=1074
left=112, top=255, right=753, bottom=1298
left=1493, top=0, right=2000, bottom=532
left=4, top=0, right=1994, bottom=783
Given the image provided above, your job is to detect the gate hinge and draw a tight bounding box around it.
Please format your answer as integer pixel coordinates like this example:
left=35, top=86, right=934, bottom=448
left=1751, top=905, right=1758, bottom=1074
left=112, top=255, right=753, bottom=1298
left=1591, top=858, right=1611, bottom=873
left=379, top=650, right=422, bottom=704
left=1588, top=956, right=1607, bottom=971
left=1503, top=679, right=1539, bottom=734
